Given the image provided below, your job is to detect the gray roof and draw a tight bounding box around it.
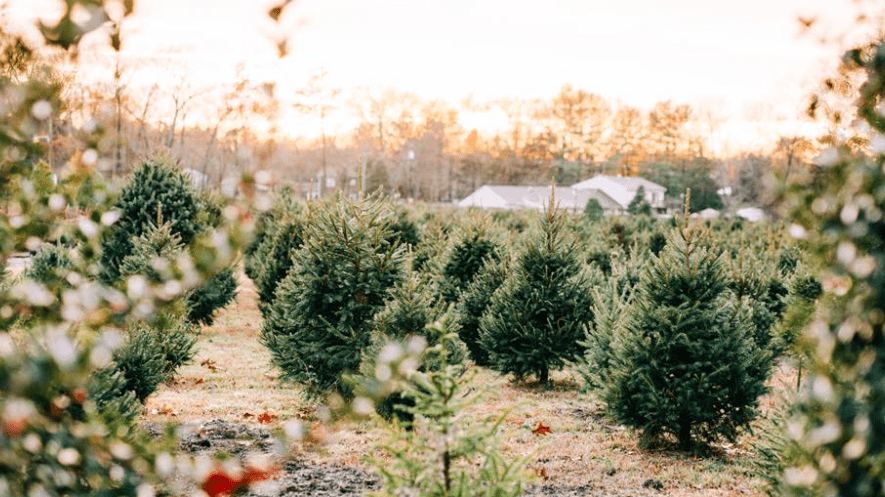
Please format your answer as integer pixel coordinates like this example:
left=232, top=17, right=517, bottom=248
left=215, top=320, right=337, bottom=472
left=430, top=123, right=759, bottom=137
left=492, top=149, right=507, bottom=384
left=458, top=185, right=623, bottom=212
left=573, top=175, right=666, bottom=192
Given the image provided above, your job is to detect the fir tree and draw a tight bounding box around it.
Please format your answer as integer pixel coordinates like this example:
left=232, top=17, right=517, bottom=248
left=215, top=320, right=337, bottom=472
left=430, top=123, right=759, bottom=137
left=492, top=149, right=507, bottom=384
left=584, top=198, right=604, bottom=222
left=100, top=159, right=203, bottom=283
left=254, top=218, right=304, bottom=316
left=436, top=220, right=500, bottom=304
left=627, top=186, right=651, bottom=216
left=603, top=224, right=771, bottom=449
left=260, top=194, right=404, bottom=398
left=454, top=255, right=509, bottom=366
left=478, top=198, right=595, bottom=384
left=359, top=263, right=466, bottom=423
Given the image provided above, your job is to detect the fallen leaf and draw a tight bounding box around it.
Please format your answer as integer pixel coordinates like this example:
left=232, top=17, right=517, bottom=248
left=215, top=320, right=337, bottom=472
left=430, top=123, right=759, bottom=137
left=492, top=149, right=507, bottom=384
left=195, top=377, right=204, bottom=385
left=532, top=467, right=548, bottom=479
left=200, top=358, right=221, bottom=372
left=532, top=421, right=552, bottom=436
left=257, top=412, right=276, bottom=424
left=243, top=412, right=254, bottom=419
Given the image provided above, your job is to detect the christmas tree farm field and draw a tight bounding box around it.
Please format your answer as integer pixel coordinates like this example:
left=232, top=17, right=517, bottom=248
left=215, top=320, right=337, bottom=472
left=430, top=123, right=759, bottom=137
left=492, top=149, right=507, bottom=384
left=142, top=269, right=795, bottom=497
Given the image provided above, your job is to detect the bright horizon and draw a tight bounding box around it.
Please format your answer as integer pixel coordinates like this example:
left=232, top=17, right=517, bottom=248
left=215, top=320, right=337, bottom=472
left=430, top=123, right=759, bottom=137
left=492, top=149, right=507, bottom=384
left=5, top=0, right=864, bottom=154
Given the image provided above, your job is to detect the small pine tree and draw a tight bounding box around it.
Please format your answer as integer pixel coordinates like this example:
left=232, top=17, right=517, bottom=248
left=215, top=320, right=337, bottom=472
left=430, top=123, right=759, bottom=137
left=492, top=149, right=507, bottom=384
left=584, top=198, right=604, bottom=222
left=112, top=316, right=196, bottom=402
left=454, top=255, right=509, bottom=366
left=577, top=277, right=632, bottom=391
left=260, top=194, right=404, bottom=398
left=360, top=316, right=529, bottom=497
left=186, top=267, right=237, bottom=325
left=23, top=242, right=73, bottom=290
left=478, top=199, right=595, bottom=384
left=360, top=264, right=466, bottom=423
left=254, top=219, right=304, bottom=316
left=118, top=222, right=184, bottom=283
left=437, top=223, right=500, bottom=304
left=603, top=224, right=772, bottom=449
left=100, top=159, right=203, bottom=283
left=627, top=186, right=650, bottom=215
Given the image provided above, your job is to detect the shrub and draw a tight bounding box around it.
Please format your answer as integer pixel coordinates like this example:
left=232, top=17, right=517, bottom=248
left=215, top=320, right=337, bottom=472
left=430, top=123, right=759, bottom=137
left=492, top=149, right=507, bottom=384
left=602, top=225, right=772, bottom=449
left=260, top=194, right=404, bottom=398
left=479, top=203, right=595, bottom=384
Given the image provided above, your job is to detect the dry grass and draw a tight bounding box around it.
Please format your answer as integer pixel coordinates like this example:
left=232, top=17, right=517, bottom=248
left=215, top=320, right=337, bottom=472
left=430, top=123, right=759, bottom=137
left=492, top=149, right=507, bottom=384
left=143, top=272, right=793, bottom=496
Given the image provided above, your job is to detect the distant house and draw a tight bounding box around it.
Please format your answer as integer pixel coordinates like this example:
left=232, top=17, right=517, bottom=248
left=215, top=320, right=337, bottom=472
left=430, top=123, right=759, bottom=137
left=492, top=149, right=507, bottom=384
left=457, top=175, right=666, bottom=215
left=457, top=185, right=621, bottom=214
left=735, top=207, right=766, bottom=223
left=571, top=175, right=667, bottom=213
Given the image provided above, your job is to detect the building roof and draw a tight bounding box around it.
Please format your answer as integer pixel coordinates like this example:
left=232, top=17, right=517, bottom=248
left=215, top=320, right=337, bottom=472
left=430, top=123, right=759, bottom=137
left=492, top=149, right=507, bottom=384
left=457, top=185, right=621, bottom=212
left=572, top=175, right=665, bottom=192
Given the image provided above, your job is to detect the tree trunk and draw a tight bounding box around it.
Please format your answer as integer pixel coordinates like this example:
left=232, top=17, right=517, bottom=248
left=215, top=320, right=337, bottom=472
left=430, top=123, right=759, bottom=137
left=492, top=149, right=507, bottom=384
left=678, top=417, right=692, bottom=451
left=538, top=366, right=549, bottom=385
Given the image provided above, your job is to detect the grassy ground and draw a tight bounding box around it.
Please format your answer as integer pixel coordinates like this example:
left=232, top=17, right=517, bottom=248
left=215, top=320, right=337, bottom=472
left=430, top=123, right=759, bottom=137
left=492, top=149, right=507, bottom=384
left=143, top=272, right=793, bottom=496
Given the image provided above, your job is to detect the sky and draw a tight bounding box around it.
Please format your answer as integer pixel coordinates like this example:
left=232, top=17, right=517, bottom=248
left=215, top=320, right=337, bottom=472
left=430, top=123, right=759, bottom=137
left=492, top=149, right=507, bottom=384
left=4, top=0, right=865, bottom=152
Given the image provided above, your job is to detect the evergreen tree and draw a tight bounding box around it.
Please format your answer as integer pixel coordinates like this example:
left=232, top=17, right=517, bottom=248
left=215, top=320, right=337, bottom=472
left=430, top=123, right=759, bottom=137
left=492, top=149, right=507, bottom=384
left=359, top=264, right=466, bottom=423
left=627, top=186, right=651, bottom=215
left=23, top=242, right=73, bottom=291
left=254, top=218, right=304, bottom=316
left=454, top=255, right=510, bottom=366
left=584, top=198, right=604, bottom=222
left=437, top=228, right=500, bottom=304
left=103, top=160, right=238, bottom=324
left=260, top=194, right=404, bottom=398
left=186, top=267, right=237, bottom=325
left=100, top=159, right=203, bottom=283
left=603, top=225, right=771, bottom=449
left=478, top=200, right=595, bottom=384
left=577, top=277, right=632, bottom=391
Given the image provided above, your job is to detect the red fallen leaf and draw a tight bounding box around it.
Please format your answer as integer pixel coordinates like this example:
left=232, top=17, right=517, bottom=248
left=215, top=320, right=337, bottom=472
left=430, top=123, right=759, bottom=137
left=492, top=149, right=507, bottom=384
left=257, top=412, right=276, bottom=424
left=202, top=469, right=240, bottom=497
left=201, top=464, right=278, bottom=497
left=532, top=467, right=549, bottom=479
left=195, top=378, right=205, bottom=385
left=532, top=421, right=552, bottom=436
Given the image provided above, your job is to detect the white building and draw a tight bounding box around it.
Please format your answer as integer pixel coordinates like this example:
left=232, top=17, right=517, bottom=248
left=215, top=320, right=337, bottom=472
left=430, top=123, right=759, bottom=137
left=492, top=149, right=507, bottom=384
left=458, top=175, right=666, bottom=215
left=570, top=175, right=667, bottom=212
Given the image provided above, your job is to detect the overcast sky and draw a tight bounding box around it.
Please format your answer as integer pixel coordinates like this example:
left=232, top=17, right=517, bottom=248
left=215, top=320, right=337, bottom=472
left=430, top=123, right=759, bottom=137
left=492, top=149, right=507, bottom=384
left=5, top=0, right=865, bottom=150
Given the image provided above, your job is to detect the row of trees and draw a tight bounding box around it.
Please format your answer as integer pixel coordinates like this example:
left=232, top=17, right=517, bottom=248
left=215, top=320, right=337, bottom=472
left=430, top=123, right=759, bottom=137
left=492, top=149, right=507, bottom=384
left=247, top=187, right=822, bottom=452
